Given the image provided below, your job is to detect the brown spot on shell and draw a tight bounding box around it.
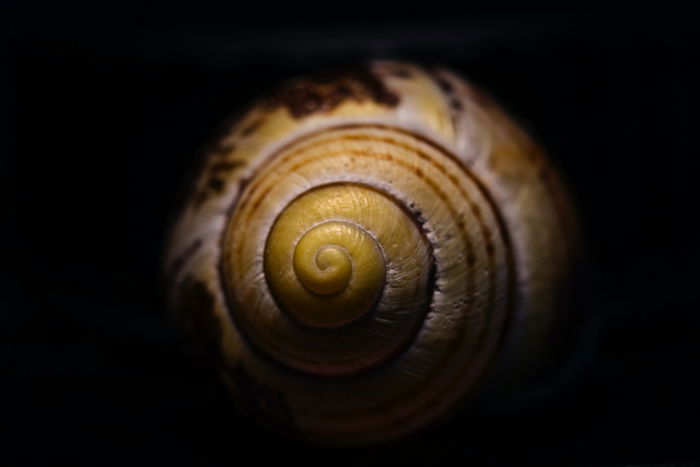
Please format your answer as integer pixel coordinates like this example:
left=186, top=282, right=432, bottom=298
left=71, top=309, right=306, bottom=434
left=241, top=118, right=264, bottom=136
left=210, top=160, right=243, bottom=173
left=191, top=158, right=245, bottom=208
left=178, top=105, right=253, bottom=209
left=208, top=176, right=225, bottom=192
left=263, top=66, right=400, bottom=119
left=391, top=68, right=412, bottom=79
left=435, top=76, right=454, bottom=94
left=210, top=140, right=237, bottom=160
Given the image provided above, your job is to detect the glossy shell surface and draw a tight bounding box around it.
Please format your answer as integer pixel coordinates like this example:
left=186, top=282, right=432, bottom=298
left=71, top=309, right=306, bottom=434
left=164, top=61, right=577, bottom=446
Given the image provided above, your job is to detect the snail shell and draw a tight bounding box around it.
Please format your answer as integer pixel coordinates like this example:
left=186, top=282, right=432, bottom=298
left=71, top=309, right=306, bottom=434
left=164, top=61, right=579, bottom=446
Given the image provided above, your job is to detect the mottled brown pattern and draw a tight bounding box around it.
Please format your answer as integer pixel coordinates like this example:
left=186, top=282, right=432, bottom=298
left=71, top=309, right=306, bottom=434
left=263, top=66, right=399, bottom=119
left=174, top=277, right=224, bottom=367
left=192, top=157, right=244, bottom=208
left=429, top=73, right=461, bottom=131
left=187, top=67, right=399, bottom=208
left=183, top=110, right=247, bottom=208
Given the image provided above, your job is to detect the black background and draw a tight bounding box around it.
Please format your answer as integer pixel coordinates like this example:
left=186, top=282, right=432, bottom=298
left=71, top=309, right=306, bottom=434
left=2, top=5, right=698, bottom=466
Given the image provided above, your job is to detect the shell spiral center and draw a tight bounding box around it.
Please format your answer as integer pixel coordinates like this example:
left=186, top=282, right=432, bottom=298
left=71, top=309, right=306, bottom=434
left=267, top=212, right=386, bottom=328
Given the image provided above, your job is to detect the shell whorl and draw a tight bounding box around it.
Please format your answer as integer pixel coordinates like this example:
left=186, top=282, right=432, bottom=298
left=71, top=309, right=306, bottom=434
left=166, top=62, right=577, bottom=446
left=219, top=124, right=512, bottom=382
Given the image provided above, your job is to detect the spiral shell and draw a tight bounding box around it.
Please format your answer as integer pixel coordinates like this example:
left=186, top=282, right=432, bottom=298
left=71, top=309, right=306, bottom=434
left=165, top=61, right=578, bottom=446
